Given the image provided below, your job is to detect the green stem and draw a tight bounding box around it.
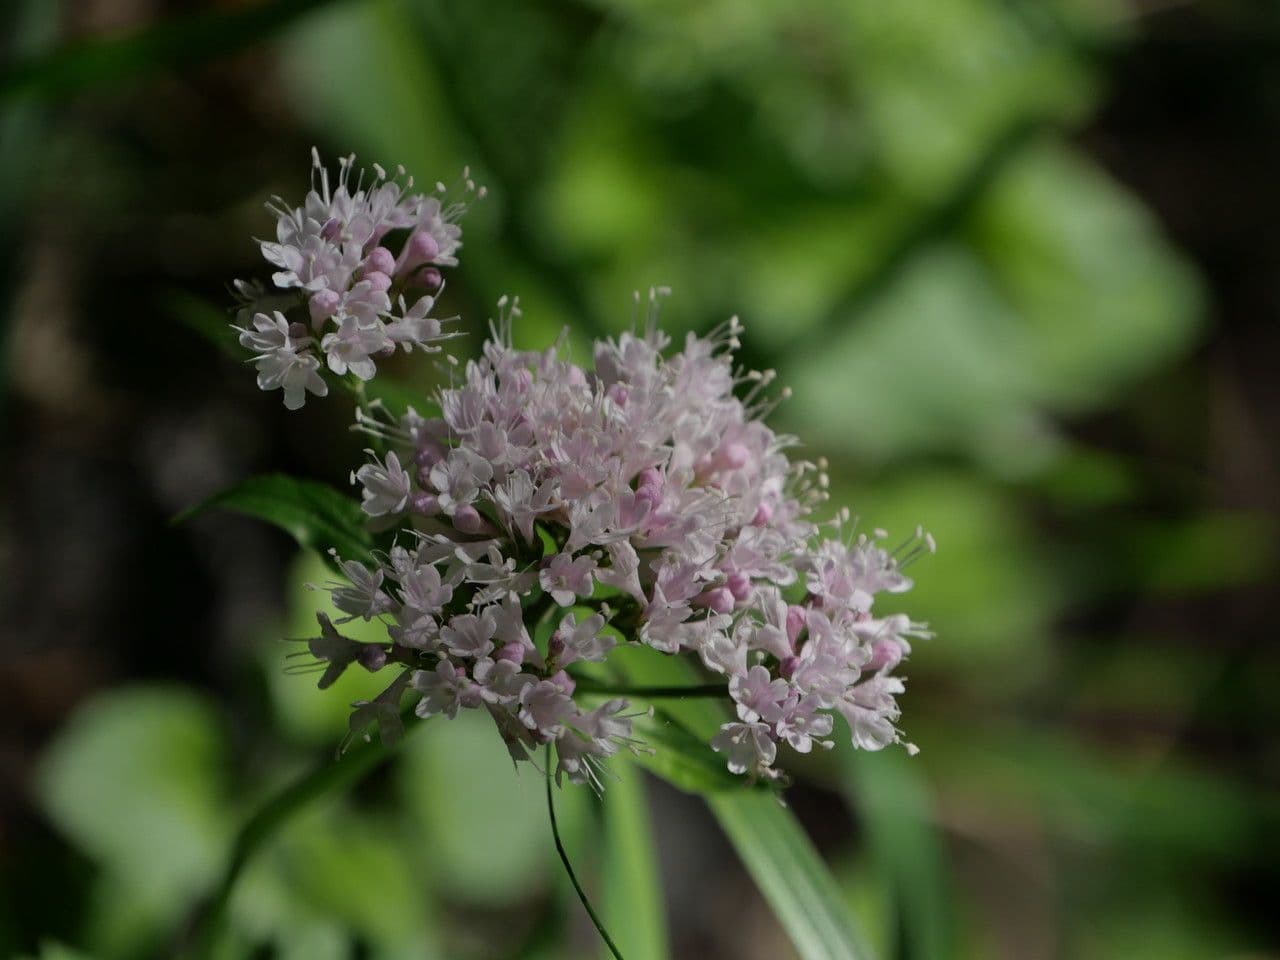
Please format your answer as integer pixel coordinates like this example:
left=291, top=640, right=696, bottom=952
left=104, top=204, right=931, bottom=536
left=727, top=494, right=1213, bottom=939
left=184, top=723, right=417, bottom=959
left=545, top=745, right=625, bottom=960
left=572, top=679, right=725, bottom=699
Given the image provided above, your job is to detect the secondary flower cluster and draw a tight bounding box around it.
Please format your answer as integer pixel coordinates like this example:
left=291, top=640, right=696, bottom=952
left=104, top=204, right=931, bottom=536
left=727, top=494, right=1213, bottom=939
left=240, top=154, right=933, bottom=788
left=234, top=150, right=481, bottom=409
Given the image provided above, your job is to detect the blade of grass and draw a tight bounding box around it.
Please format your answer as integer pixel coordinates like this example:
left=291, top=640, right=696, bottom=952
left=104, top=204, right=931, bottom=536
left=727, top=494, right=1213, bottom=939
left=709, top=790, right=877, bottom=960
left=608, top=649, right=878, bottom=960
left=601, top=760, right=670, bottom=960
left=0, top=0, right=344, bottom=102
left=844, top=750, right=955, bottom=960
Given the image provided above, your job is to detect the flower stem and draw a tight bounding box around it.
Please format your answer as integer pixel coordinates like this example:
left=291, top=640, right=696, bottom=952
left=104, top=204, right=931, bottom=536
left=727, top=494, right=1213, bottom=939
left=545, top=745, right=626, bottom=960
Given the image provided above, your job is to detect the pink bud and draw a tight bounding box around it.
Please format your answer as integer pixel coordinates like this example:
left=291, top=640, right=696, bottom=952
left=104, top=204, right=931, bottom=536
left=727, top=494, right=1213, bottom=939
left=751, top=501, right=774, bottom=527
left=497, top=641, right=526, bottom=664
left=408, top=230, right=440, bottom=263
left=415, top=443, right=444, bottom=473
left=694, top=587, right=735, bottom=615
left=779, top=656, right=800, bottom=679
left=865, top=639, right=903, bottom=673
left=452, top=504, right=488, bottom=534
left=635, top=467, right=664, bottom=507
left=786, top=605, right=808, bottom=645
left=363, top=270, right=392, bottom=292
left=309, top=289, right=341, bottom=323
left=410, top=492, right=439, bottom=516
left=365, top=246, right=396, bottom=276
left=718, top=441, right=751, bottom=471
left=606, top=383, right=629, bottom=407
left=418, top=266, right=442, bottom=290
left=726, top=571, right=751, bottom=603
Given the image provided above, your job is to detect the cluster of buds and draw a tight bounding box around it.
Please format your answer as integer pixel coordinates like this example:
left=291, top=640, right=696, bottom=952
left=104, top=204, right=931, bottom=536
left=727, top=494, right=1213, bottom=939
left=237, top=154, right=933, bottom=788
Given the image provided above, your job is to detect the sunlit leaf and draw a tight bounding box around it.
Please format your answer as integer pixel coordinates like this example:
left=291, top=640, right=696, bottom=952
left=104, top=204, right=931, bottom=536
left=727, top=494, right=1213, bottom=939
left=843, top=750, right=955, bottom=960
left=601, top=760, right=669, bottom=960
left=35, top=688, right=230, bottom=914
left=709, top=790, right=877, bottom=960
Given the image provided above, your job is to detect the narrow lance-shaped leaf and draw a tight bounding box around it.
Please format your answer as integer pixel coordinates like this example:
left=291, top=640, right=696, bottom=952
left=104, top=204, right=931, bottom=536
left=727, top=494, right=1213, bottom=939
left=844, top=750, right=954, bottom=960
left=174, top=474, right=373, bottom=568
left=606, top=649, right=879, bottom=960
left=601, top=760, right=670, bottom=960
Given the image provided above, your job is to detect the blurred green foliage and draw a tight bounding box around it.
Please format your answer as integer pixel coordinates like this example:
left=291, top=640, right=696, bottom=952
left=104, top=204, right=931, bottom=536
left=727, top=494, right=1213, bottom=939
left=4, top=0, right=1278, bottom=958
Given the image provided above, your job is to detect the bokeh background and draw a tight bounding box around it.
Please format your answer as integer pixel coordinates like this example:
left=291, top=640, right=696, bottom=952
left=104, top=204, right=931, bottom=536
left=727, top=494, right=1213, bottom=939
left=2, top=1, right=1278, bottom=958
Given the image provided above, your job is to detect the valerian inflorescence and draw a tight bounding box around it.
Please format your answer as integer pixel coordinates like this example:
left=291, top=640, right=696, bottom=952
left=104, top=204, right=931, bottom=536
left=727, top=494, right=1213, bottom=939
left=232, top=153, right=934, bottom=791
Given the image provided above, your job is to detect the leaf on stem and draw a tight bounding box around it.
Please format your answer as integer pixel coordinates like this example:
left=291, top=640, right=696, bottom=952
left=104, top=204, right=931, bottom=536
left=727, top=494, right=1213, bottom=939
left=174, top=474, right=373, bottom=568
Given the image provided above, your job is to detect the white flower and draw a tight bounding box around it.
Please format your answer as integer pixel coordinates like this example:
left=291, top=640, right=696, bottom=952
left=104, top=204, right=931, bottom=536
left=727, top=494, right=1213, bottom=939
left=711, top=721, right=777, bottom=777
left=440, top=610, right=498, bottom=659
left=330, top=560, right=394, bottom=621
left=518, top=679, right=576, bottom=737
left=236, top=311, right=328, bottom=410
left=234, top=151, right=478, bottom=409
left=411, top=660, right=481, bottom=719
left=354, top=450, right=412, bottom=517
left=548, top=612, right=613, bottom=667
left=540, top=552, right=596, bottom=606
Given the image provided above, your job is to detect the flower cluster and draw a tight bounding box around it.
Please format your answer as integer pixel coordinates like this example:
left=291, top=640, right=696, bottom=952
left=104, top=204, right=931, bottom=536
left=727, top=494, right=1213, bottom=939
left=234, top=150, right=482, bottom=409
left=240, top=154, right=933, bottom=789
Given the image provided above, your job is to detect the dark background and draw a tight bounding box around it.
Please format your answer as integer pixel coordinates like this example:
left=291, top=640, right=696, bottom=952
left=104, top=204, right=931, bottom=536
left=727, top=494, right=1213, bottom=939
left=1, top=1, right=1278, bottom=958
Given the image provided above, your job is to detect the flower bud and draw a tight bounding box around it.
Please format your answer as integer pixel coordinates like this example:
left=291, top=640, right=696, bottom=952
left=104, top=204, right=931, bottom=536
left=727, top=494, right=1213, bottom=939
left=695, top=586, right=735, bottom=614
left=726, top=571, right=751, bottom=603
left=453, top=504, right=488, bottom=534
left=785, top=605, right=807, bottom=645
left=410, top=491, right=439, bottom=516
left=864, top=638, right=904, bottom=673
left=365, top=246, right=396, bottom=276
left=363, top=270, right=392, bottom=292
left=309, top=289, right=341, bottom=323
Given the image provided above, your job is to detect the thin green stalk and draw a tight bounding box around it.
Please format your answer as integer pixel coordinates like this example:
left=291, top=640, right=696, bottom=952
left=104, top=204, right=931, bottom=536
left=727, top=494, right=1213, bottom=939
left=545, top=745, right=625, bottom=960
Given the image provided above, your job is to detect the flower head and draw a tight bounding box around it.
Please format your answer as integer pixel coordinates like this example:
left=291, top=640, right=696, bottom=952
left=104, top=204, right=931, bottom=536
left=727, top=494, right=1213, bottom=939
left=239, top=159, right=935, bottom=792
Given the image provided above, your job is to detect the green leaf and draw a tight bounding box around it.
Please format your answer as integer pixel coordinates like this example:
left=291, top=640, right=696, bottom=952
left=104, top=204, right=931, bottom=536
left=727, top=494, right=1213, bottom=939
left=844, top=750, right=955, bottom=960
left=397, top=709, right=587, bottom=908
left=628, top=709, right=746, bottom=795
left=708, top=791, right=877, bottom=960
left=607, top=650, right=877, bottom=960
left=35, top=688, right=230, bottom=915
left=601, top=761, right=669, bottom=960
left=175, top=474, right=373, bottom=566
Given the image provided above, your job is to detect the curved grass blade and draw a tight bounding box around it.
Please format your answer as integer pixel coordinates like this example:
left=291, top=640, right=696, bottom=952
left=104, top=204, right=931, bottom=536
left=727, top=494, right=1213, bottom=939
left=608, top=650, right=878, bottom=960
left=844, top=750, right=955, bottom=960
left=709, top=790, right=877, bottom=960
